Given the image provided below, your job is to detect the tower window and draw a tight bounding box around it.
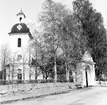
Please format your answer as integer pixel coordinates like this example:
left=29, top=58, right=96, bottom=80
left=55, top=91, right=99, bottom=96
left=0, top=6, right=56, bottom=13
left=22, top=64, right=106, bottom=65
left=19, top=17, right=22, bottom=22
left=18, top=38, right=21, bottom=47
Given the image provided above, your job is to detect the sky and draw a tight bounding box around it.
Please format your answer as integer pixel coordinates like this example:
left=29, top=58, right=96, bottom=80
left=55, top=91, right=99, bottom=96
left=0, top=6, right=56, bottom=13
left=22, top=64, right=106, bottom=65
left=0, top=0, right=107, bottom=46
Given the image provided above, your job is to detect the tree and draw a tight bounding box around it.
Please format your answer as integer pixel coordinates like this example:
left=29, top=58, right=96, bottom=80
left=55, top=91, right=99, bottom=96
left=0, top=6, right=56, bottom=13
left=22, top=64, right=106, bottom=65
left=0, top=44, right=11, bottom=84
left=73, top=0, right=107, bottom=78
left=30, top=32, right=48, bottom=79
left=39, top=0, right=71, bottom=82
left=10, top=52, right=17, bottom=81
left=58, top=14, right=84, bottom=81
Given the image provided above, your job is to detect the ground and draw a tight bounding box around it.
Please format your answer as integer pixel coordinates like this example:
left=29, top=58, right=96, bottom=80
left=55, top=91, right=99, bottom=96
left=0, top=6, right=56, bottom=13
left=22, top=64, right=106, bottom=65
left=2, top=87, right=107, bottom=105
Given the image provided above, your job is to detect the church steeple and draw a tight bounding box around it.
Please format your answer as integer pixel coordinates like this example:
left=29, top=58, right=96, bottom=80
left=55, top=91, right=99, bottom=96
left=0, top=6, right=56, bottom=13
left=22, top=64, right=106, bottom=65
left=17, top=9, right=26, bottom=23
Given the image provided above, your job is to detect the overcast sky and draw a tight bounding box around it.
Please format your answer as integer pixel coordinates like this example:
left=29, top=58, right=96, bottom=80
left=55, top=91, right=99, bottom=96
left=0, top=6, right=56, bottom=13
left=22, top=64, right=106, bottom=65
left=0, top=0, right=107, bottom=45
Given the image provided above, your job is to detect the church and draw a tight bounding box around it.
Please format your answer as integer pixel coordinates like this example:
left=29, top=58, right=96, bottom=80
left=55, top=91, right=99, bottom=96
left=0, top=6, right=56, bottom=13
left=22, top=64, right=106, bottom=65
left=6, top=10, right=34, bottom=82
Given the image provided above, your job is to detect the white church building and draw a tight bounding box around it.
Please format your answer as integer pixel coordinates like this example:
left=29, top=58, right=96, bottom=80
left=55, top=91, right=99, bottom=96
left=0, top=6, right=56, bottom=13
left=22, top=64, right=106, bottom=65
left=6, top=10, right=34, bottom=82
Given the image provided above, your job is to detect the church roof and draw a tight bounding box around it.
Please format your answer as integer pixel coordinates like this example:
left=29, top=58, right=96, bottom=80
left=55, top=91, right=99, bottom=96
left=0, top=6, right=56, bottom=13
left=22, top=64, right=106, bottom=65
left=9, top=23, right=33, bottom=39
left=10, top=23, right=29, bottom=33
left=81, top=51, right=95, bottom=65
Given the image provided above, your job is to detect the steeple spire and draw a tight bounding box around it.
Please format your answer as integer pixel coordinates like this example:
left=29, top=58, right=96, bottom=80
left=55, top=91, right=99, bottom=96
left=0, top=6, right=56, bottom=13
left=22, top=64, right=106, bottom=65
left=17, top=9, right=26, bottom=22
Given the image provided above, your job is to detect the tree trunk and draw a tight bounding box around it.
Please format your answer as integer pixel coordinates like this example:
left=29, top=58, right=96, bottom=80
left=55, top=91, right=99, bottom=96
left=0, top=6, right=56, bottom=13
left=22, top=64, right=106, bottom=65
left=35, top=67, right=38, bottom=80
left=66, top=69, right=69, bottom=82
left=66, top=64, right=69, bottom=82
left=29, top=67, right=31, bottom=81
left=29, top=50, right=31, bottom=81
left=54, top=56, right=57, bottom=82
left=12, top=65, right=14, bottom=82
left=9, top=66, right=10, bottom=81
left=42, top=70, right=45, bottom=79
left=2, top=68, right=4, bottom=84
left=23, top=62, right=25, bottom=83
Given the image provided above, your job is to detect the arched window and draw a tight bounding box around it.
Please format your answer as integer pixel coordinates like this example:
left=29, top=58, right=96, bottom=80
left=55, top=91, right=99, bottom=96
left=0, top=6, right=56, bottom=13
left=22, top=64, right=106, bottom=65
left=17, top=55, right=22, bottom=61
left=18, top=38, right=21, bottom=47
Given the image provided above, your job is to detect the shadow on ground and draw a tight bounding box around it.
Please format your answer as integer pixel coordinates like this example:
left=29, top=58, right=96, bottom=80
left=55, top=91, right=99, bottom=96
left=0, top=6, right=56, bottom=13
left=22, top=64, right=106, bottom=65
left=69, top=103, right=84, bottom=105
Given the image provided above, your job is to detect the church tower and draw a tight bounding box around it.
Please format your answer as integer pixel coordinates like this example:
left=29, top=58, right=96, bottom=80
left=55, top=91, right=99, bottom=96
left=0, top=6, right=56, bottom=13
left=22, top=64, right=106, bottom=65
left=8, top=10, right=33, bottom=82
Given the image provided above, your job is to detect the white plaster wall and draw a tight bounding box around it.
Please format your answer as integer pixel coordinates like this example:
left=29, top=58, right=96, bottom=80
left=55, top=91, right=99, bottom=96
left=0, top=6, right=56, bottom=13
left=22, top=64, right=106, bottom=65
left=24, top=64, right=30, bottom=80
left=9, top=33, right=30, bottom=54
left=8, top=33, right=31, bottom=81
left=81, top=63, right=86, bottom=86
left=77, top=51, right=96, bottom=86
left=90, top=65, right=96, bottom=85
left=76, top=62, right=96, bottom=86
left=17, top=15, right=26, bottom=23
left=7, top=63, right=31, bottom=81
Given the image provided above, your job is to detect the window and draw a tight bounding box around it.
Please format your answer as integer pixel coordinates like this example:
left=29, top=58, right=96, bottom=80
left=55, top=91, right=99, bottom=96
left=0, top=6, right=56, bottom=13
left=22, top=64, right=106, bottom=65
left=17, top=55, right=22, bottom=61
left=19, top=17, right=22, bottom=22
left=18, top=38, right=21, bottom=47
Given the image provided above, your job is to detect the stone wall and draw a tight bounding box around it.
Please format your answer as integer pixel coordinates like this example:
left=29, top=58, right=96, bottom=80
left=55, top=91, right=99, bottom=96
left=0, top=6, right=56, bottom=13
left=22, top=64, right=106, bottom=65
left=0, top=83, right=76, bottom=94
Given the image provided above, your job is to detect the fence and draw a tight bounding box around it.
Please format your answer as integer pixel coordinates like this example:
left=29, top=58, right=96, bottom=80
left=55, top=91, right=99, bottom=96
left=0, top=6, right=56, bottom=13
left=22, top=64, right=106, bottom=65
left=0, top=82, right=76, bottom=95
left=0, top=78, right=74, bottom=85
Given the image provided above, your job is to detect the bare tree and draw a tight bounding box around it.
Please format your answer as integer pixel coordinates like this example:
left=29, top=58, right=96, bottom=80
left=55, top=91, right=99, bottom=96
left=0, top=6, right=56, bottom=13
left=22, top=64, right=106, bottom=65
left=10, top=53, right=17, bottom=82
left=0, top=44, right=11, bottom=83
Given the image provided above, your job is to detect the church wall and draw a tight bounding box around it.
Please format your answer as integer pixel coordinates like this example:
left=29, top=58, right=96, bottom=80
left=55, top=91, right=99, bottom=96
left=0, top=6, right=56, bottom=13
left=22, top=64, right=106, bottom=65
left=24, top=64, right=30, bottom=80
left=9, top=33, right=30, bottom=53
left=8, top=33, right=32, bottom=82
left=6, top=63, right=31, bottom=81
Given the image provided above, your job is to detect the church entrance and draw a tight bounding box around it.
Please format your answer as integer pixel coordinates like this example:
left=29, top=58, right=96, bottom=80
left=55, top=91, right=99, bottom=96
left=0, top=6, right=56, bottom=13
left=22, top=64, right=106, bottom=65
left=17, top=73, right=22, bottom=83
left=17, top=69, right=22, bottom=83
